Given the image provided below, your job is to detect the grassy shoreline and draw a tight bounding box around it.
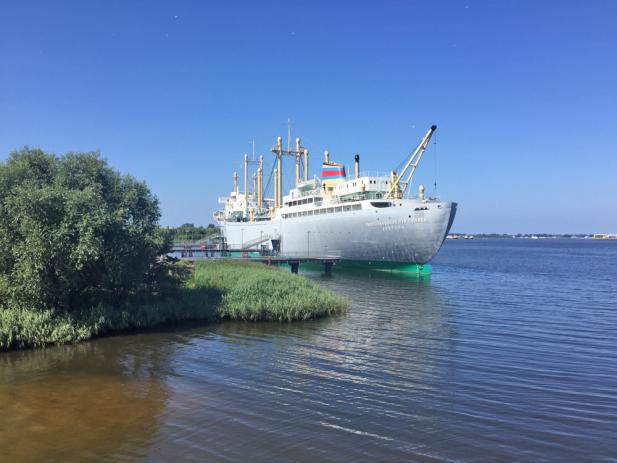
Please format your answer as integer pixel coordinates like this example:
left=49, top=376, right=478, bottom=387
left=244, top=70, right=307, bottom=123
left=0, top=261, right=348, bottom=351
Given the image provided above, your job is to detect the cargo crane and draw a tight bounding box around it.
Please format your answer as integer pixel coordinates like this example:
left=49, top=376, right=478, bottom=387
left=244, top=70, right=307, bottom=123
left=386, top=125, right=437, bottom=199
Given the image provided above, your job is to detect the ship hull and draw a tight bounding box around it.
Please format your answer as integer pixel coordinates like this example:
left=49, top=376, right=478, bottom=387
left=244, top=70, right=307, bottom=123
left=220, top=199, right=457, bottom=266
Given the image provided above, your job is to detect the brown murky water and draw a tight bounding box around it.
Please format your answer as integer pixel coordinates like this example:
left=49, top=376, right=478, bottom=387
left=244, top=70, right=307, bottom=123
left=1, top=240, right=616, bottom=462
left=0, top=343, right=170, bottom=462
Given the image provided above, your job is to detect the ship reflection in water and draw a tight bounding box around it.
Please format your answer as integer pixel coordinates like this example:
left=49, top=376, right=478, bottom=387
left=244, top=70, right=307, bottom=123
left=1, top=239, right=616, bottom=462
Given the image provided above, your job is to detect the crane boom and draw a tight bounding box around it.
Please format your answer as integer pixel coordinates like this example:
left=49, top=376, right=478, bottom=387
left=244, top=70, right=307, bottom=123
left=386, top=125, right=436, bottom=199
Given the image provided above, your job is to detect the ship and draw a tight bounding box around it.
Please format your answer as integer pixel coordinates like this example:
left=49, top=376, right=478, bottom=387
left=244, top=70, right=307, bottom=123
left=214, top=125, right=457, bottom=274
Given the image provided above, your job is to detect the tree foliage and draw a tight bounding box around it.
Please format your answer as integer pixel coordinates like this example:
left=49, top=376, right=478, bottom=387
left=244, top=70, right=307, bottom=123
left=0, top=148, right=174, bottom=311
left=169, top=223, right=219, bottom=242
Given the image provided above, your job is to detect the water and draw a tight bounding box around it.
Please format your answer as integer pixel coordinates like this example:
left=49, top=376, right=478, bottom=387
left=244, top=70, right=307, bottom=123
left=1, top=239, right=616, bottom=462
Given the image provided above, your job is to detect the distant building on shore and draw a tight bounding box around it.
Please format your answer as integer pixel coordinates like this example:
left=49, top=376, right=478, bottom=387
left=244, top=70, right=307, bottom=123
left=592, top=234, right=617, bottom=240
left=446, top=234, right=474, bottom=239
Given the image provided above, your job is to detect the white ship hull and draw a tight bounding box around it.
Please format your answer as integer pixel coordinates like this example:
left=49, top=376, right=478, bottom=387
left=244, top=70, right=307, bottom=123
left=221, top=198, right=456, bottom=265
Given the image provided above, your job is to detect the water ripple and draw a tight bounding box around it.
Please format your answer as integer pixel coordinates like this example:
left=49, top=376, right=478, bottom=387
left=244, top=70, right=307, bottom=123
left=2, top=240, right=617, bottom=462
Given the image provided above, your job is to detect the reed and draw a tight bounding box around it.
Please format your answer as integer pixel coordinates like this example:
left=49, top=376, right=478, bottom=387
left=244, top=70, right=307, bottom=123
left=188, top=260, right=348, bottom=321
left=0, top=261, right=348, bottom=350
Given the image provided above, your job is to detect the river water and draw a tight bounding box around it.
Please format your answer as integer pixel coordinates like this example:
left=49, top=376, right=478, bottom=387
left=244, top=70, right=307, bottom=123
left=1, top=239, right=616, bottom=462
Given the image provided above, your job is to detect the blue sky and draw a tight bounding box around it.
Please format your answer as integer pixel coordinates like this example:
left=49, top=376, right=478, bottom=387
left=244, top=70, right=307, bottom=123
left=1, top=0, right=616, bottom=233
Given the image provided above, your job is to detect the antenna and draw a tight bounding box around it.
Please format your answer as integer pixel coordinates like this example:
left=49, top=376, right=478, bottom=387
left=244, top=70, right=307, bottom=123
left=433, top=132, right=438, bottom=194
left=287, top=117, right=293, bottom=153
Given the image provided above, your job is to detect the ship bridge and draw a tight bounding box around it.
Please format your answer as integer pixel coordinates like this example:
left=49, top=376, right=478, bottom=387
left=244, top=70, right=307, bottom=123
left=334, top=175, right=391, bottom=197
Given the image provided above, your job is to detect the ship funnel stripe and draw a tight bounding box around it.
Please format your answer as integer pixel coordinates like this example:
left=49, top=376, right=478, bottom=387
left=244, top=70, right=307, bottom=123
left=322, top=172, right=346, bottom=179
left=322, top=165, right=346, bottom=179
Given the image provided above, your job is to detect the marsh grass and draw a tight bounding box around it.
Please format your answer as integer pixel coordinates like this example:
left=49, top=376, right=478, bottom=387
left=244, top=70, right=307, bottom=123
left=0, top=261, right=348, bottom=350
left=188, top=260, right=348, bottom=321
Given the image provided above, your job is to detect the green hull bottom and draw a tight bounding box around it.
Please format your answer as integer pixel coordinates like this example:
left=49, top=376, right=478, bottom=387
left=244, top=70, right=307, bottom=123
left=336, top=260, right=431, bottom=275
left=230, top=251, right=261, bottom=257
left=297, top=260, right=431, bottom=275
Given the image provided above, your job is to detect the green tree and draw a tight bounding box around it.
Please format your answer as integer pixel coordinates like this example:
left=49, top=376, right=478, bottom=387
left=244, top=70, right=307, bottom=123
left=0, top=148, right=173, bottom=311
left=170, top=223, right=219, bottom=242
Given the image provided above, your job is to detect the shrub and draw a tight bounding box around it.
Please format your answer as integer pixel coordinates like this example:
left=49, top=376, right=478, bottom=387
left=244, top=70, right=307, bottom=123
left=0, top=261, right=348, bottom=350
left=0, top=148, right=173, bottom=311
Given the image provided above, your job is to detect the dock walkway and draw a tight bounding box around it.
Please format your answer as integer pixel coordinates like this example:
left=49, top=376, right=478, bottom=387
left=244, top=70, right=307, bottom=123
left=177, top=255, right=339, bottom=275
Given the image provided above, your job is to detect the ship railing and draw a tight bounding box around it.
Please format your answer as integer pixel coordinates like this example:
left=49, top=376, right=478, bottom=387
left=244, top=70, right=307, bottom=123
left=297, top=189, right=321, bottom=198
left=358, top=171, right=390, bottom=178
left=278, top=251, right=342, bottom=259
left=332, top=191, right=388, bottom=203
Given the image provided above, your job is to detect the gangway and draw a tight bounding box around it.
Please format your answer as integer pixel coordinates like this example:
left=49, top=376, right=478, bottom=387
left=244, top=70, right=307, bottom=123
left=240, top=233, right=279, bottom=250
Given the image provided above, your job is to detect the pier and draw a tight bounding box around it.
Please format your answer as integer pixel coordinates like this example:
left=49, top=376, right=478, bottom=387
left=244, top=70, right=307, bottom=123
left=175, top=253, right=339, bottom=275
left=171, top=241, right=221, bottom=253
left=171, top=238, right=339, bottom=274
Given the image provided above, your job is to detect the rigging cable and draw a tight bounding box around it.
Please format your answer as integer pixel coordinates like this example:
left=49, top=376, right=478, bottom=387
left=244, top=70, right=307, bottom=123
left=433, top=132, right=438, bottom=195
left=264, top=161, right=275, bottom=199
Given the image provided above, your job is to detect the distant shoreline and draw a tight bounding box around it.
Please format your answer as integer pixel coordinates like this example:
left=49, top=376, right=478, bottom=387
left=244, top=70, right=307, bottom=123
left=447, top=233, right=617, bottom=240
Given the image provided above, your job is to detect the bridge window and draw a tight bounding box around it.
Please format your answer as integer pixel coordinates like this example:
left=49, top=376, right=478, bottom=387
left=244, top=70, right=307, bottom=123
left=352, top=204, right=362, bottom=210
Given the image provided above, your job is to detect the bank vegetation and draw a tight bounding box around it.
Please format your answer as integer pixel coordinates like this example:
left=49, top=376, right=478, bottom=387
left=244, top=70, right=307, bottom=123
left=0, top=149, right=347, bottom=350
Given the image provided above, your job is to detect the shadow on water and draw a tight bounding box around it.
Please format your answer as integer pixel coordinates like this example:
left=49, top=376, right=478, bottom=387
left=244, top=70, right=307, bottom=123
left=0, top=337, right=177, bottom=463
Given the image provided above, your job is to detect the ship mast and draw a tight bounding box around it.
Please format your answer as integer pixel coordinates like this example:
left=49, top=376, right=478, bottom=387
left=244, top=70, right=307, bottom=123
left=258, top=155, right=264, bottom=212
left=244, top=153, right=249, bottom=216
left=240, top=141, right=263, bottom=216
left=271, top=131, right=307, bottom=209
